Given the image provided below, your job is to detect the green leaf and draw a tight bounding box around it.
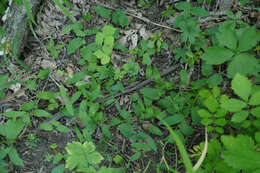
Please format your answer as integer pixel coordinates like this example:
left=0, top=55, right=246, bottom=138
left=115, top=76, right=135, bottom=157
left=38, top=68, right=50, bottom=80
left=227, top=53, right=260, bottom=78
left=0, top=120, right=24, bottom=140
left=24, top=0, right=37, bottom=25
left=8, top=146, right=24, bottom=166
left=51, top=164, right=65, bottom=173
left=221, top=135, right=260, bottom=170
left=221, top=99, right=247, bottom=112
left=161, top=114, right=185, bottom=126
left=60, top=85, right=74, bottom=116
left=207, top=73, right=223, bottom=88
left=65, top=141, right=104, bottom=171
left=34, top=109, right=53, bottom=118
left=237, top=26, right=260, bottom=52
left=52, top=121, right=70, bottom=133
left=175, top=2, right=191, bottom=11
left=251, top=107, right=260, bottom=118
left=113, top=155, right=124, bottom=165
left=201, top=46, right=233, bottom=65
left=104, top=36, right=114, bottom=46
left=119, top=123, right=133, bottom=138
left=149, top=124, right=163, bottom=136
left=39, top=123, right=53, bottom=131
left=94, top=49, right=110, bottom=65
left=216, top=24, right=237, bottom=50
left=190, top=7, right=209, bottom=17
left=231, top=110, right=249, bottom=123
left=67, top=38, right=86, bottom=55
left=95, top=32, right=104, bottom=45
left=102, top=25, right=116, bottom=36
left=203, top=95, right=219, bottom=113
left=231, top=73, right=252, bottom=101
left=131, top=142, right=152, bottom=151
left=198, top=109, right=212, bottom=118
left=249, top=91, right=260, bottom=106
left=140, top=88, right=163, bottom=100
left=112, top=10, right=129, bottom=27
left=93, top=6, right=111, bottom=19
left=180, top=69, right=188, bottom=85
left=21, top=101, right=37, bottom=111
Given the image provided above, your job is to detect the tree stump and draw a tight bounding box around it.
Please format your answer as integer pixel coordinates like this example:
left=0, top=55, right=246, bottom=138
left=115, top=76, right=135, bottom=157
left=0, top=0, right=43, bottom=57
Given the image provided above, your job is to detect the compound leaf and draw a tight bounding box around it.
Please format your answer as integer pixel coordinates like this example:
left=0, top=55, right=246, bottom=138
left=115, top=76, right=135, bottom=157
left=201, top=46, right=233, bottom=65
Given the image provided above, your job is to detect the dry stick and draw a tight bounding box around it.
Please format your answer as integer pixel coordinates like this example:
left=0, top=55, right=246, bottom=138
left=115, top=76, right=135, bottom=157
left=95, top=64, right=180, bottom=103
left=94, top=2, right=182, bottom=33
left=39, top=65, right=180, bottom=126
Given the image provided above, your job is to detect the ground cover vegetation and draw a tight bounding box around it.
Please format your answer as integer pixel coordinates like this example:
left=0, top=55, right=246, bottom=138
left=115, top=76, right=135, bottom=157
left=0, top=0, right=260, bottom=172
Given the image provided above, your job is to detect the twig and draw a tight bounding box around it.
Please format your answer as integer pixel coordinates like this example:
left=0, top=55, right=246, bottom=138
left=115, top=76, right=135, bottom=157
left=94, top=2, right=182, bottom=33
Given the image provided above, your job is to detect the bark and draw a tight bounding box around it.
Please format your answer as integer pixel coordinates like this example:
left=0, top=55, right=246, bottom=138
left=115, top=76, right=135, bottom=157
left=0, top=0, right=43, bottom=57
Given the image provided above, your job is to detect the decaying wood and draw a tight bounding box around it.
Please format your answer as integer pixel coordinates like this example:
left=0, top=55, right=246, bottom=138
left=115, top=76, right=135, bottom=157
left=0, top=0, right=43, bottom=57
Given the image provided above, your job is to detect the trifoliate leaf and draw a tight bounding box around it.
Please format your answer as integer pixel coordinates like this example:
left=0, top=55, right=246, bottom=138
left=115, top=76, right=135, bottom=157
left=227, top=53, right=260, bottom=78
left=221, top=135, right=260, bottom=171
left=65, top=141, right=103, bottom=171
left=94, top=49, right=110, bottom=65
left=201, top=46, right=233, bottom=65
left=237, top=26, right=260, bottom=52
left=221, top=99, right=247, bottom=112
left=67, top=38, right=85, bottom=55
left=231, top=73, right=252, bottom=101
left=249, top=91, right=260, bottom=106
left=231, top=110, right=249, bottom=123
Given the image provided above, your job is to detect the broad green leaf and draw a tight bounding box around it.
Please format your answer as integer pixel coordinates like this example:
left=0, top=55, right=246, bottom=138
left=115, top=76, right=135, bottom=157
left=216, top=25, right=237, bottom=50
left=3, top=111, right=27, bottom=120
left=95, top=32, right=104, bottom=45
left=65, top=141, right=104, bottom=171
left=38, top=68, right=50, bottom=80
left=203, top=96, right=219, bottom=113
left=201, top=46, right=233, bottom=65
left=131, top=142, right=152, bottom=151
left=162, top=114, right=184, bottom=126
left=8, top=146, right=24, bottom=166
left=60, top=85, right=74, bottom=116
left=98, top=167, right=125, bottom=173
left=207, top=73, right=223, bottom=88
left=255, top=132, right=260, bottom=143
left=140, top=88, right=163, bottom=100
left=231, top=110, right=249, bottom=123
left=52, top=121, right=70, bottom=133
left=94, top=49, right=110, bottom=65
left=231, top=73, right=251, bottom=101
left=190, top=7, right=209, bottom=17
left=67, top=38, right=86, bottom=55
left=227, top=53, right=259, bottom=78
left=39, top=123, right=53, bottom=131
left=249, top=91, right=260, bottom=106
left=251, top=107, right=260, bottom=118
left=101, top=124, right=111, bottom=138
left=0, top=120, right=24, bottom=140
left=102, top=25, right=116, bottom=36
left=237, top=26, right=260, bottom=52
left=198, top=109, right=212, bottom=118
left=221, top=99, right=247, bottom=112
left=221, top=135, right=260, bottom=170
left=113, top=155, right=124, bottom=165
left=104, top=36, right=114, bottom=46
left=93, top=6, right=111, bottom=19
left=149, top=124, right=163, bottom=136
left=51, top=164, right=65, bottom=173
left=180, top=69, right=188, bottom=85
left=175, top=2, right=191, bottom=11
left=34, top=109, right=53, bottom=118
left=112, top=10, right=129, bottom=27
left=142, top=53, right=151, bottom=65
left=119, top=123, right=134, bottom=138
left=201, top=63, right=212, bottom=76
left=21, top=101, right=37, bottom=111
